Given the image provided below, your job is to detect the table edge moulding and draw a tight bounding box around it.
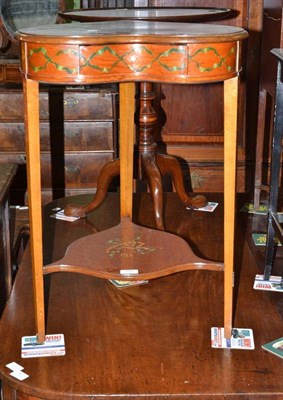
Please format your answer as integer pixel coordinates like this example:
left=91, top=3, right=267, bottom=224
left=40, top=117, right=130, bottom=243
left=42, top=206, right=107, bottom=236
left=15, top=20, right=248, bottom=343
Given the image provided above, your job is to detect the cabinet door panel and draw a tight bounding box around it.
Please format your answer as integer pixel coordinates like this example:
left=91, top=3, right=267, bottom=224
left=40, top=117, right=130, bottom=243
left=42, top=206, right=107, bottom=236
left=160, top=83, right=223, bottom=141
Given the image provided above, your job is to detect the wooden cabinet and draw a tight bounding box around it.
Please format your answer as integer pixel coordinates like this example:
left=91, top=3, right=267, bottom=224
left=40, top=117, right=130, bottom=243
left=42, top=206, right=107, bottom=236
left=0, top=85, right=118, bottom=204
left=259, top=1, right=283, bottom=97
left=0, top=1, right=119, bottom=204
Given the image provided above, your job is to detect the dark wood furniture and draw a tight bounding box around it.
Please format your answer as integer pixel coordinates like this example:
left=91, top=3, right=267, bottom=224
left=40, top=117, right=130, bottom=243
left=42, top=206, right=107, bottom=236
left=253, top=3, right=283, bottom=209
left=17, top=20, right=247, bottom=342
left=0, top=162, right=17, bottom=298
left=263, top=48, right=283, bottom=280
left=0, top=85, right=118, bottom=204
left=0, top=0, right=118, bottom=205
left=0, top=193, right=282, bottom=400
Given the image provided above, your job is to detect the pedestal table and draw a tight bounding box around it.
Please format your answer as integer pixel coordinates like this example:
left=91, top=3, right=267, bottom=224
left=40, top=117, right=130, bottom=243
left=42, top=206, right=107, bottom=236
left=60, top=7, right=231, bottom=230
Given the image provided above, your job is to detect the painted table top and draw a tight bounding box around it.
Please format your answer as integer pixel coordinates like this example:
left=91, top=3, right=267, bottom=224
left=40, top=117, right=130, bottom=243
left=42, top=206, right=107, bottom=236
left=16, top=20, right=247, bottom=42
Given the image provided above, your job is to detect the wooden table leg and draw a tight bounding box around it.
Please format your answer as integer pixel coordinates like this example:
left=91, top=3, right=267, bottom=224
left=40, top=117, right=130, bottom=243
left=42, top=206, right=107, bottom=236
left=223, top=76, right=238, bottom=338
left=119, top=82, right=135, bottom=220
left=23, top=78, right=45, bottom=343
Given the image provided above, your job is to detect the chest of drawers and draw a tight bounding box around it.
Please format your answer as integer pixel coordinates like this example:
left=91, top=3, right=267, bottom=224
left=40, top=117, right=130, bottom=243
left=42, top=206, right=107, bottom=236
left=0, top=85, right=118, bottom=204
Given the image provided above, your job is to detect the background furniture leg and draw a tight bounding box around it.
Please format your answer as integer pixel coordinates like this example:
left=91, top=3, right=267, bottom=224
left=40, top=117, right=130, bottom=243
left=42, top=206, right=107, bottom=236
left=254, top=89, right=270, bottom=209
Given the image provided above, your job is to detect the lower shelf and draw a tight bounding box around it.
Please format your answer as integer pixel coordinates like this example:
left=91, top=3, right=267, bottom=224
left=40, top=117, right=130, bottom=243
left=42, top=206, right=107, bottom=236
left=45, top=217, right=223, bottom=278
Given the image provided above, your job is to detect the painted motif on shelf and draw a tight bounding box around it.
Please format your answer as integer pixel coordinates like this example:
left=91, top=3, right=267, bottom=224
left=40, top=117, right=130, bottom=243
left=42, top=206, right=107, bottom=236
left=106, top=236, right=157, bottom=258
left=27, top=42, right=237, bottom=78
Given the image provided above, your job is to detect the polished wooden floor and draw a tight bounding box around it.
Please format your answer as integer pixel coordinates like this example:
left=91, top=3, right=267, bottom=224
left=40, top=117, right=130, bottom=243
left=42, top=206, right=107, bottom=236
left=0, top=192, right=282, bottom=399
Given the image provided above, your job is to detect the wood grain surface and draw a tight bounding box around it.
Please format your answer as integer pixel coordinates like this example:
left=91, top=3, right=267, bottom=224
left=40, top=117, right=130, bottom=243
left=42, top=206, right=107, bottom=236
left=0, top=193, right=282, bottom=399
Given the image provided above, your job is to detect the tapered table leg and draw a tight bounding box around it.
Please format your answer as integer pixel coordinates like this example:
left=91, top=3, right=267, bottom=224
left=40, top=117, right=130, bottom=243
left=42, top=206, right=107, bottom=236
left=223, top=76, right=238, bottom=338
left=119, top=82, right=136, bottom=220
left=23, top=78, right=45, bottom=343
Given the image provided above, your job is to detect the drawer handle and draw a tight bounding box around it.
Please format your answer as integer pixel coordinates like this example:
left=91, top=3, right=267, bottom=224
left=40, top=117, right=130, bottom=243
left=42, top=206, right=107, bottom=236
left=64, top=166, right=80, bottom=174
left=65, top=131, right=79, bottom=138
left=64, top=97, right=79, bottom=108
left=39, top=109, right=49, bottom=117
left=191, top=172, right=205, bottom=190
left=19, top=154, right=26, bottom=163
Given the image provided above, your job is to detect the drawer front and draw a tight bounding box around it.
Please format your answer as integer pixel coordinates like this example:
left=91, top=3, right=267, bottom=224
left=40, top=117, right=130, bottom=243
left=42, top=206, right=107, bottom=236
left=0, top=90, right=116, bottom=121
left=40, top=153, right=114, bottom=188
left=187, top=165, right=247, bottom=193
left=0, top=64, right=21, bottom=83
left=80, top=44, right=187, bottom=78
left=0, top=121, right=115, bottom=152
left=1, top=152, right=114, bottom=189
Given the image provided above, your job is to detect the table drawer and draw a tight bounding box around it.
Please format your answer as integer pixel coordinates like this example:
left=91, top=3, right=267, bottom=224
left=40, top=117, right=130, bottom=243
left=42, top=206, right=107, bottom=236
left=0, top=121, right=115, bottom=152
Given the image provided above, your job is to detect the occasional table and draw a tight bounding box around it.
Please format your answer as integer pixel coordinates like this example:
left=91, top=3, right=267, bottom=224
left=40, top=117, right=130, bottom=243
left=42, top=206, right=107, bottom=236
left=59, top=8, right=231, bottom=230
left=16, top=20, right=247, bottom=342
